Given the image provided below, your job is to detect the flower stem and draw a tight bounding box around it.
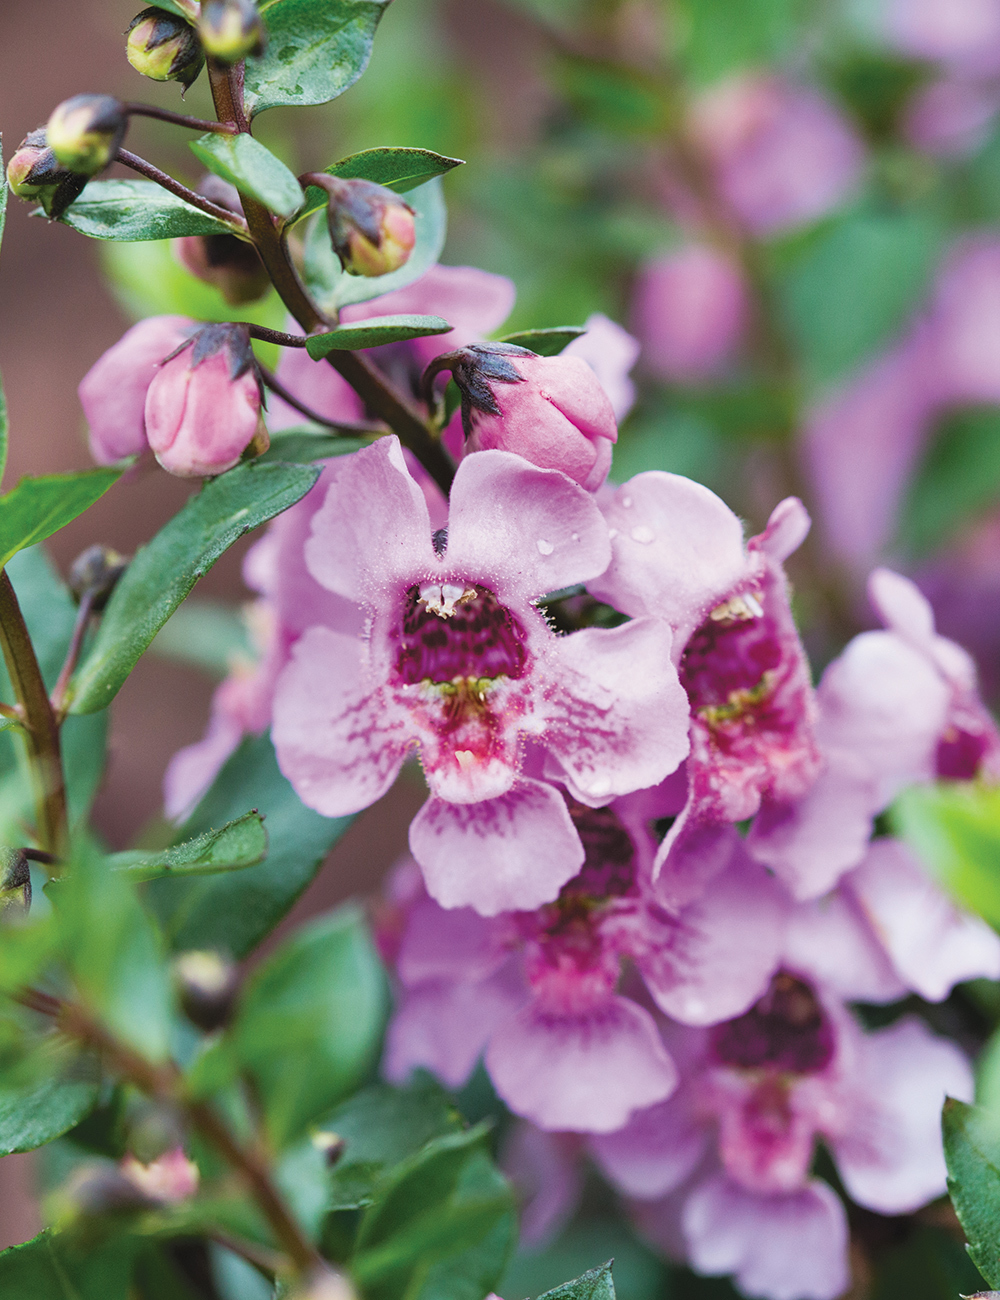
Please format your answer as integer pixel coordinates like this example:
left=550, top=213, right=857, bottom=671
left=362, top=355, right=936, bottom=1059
left=124, top=103, right=238, bottom=135
left=257, top=362, right=386, bottom=435
left=116, top=149, right=249, bottom=234
left=0, top=572, right=67, bottom=859
left=50, top=591, right=95, bottom=723
left=206, top=62, right=456, bottom=495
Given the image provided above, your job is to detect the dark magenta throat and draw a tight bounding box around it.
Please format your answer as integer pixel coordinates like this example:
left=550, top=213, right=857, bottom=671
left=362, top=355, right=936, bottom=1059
left=395, top=584, right=529, bottom=685
left=710, top=972, right=835, bottom=1075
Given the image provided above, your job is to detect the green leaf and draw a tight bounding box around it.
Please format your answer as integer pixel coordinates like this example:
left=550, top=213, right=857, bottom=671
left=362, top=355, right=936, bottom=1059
left=304, top=175, right=447, bottom=312
left=150, top=599, right=251, bottom=680
left=898, top=407, right=1000, bottom=557
left=67, top=461, right=319, bottom=715
left=0, top=1232, right=139, bottom=1300
left=538, top=1262, right=617, bottom=1300
left=107, top=812, right=267, bottom=881
left=0, top=469, right=119, bottom=569
left=675, top=0, right=804, bottom=83
left=0, top=1070, right=100, bottom=1155
left=259, top=428, right=368, bottom=464
left=54, top=843, right=174, bottom=1062
left=146, top=733, right=353, bottom=956
left=297, top=146, right=464, bottom=221
left=231, top=904, right=388, bottom=1147
left=190, top=133, right=304, bottom=220
left=870, top=1226, right=987, bottom=1300
left=773, top=205, right=943, bottom=385
left=501, top=1220, right=664, bottom=1300
left=943, top=1097, right=1000, bottom=1287
left=353, top=1127, right=515, bottom=1300
left=47, top=180, right=240, bottom=241
left=322, top=1077, right=463, bottom=1210
left=245, top=0, right=391, bottom=117
left=498, top=327, right=586, bottom=356
left=890, top=783, right=1000, bottom=929
left=305, top=314, right=451, bottom=359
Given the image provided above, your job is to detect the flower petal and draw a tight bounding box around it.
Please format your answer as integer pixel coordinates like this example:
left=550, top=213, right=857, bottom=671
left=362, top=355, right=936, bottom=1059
left=409, top=780, right=585, bottom=915
left=445, top=450, right=612, bottom=600
left=590, top=1091, right=709, bottom=1199
left=485, top=993, right=678, bottom=1132
left=272, top=626, right=410, bottom=816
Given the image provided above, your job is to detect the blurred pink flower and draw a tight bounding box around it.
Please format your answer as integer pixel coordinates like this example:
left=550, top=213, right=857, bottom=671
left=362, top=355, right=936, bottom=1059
left=690, top=76, right=865, bottom=235
left=881, top=0, right=1000, bottom=75
left=904, top=76, right=1000, bottom=156
left=631, top=245, right=748, bottom=383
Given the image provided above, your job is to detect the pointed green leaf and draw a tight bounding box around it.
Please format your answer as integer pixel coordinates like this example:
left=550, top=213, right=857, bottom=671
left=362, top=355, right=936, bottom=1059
left=190, top=132, right=304, bottom=220
left=297, top=146, right=464, bottom=222
left=304, top=174, right=447, bottom=312
left=258, top=428, right=368, bottom=464
left=245, top=0, right=392, bottom=117
left=107, top=812, right=267, bottom=881
left=498, top=327, right=586, bottom=356
left=0, top=1070, right=100, bottom=1155
left=539, top=1262, right=617, bottom=1300
left=306, top=314, right=451, bottom=359
left=147, top=733, right=353, bottom=956
left=46, top=179, right=240, bottom=241
left=67, top=461, right=319, bottom=715
left=231, top=904, right=388, bottom=1146
left=0, top=469, right=119, bottom=569
left=0, top=1232, right=139, bottom=1300
left=943, top=1097, right=1000, bottom=1287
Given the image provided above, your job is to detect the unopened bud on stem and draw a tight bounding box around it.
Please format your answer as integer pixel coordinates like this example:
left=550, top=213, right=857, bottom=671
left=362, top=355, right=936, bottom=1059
left=173, top=949, right=239, bottom=1030
left=303, top=173, right=415, bottom=278
left=126, top=8, right=205, bottom=90
left=198, top=0, right=267, bottom=64
left=68, top=545, right=129, bottom=612
left=47, top=95, right=127, bottom=177
left=6, top=128, right=88, bottom=218
left=289, top=1266, right=358, bottom=1300
left=173, top=175, right=270, bottom=304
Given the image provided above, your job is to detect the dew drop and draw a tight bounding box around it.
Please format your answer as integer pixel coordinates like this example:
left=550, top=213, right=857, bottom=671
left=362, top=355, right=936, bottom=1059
left=630, top=524, right=655, bottom=544
left=608, top=528, right=619, bottom=540
left=622, top=496, right=633, bottom=508
left=537, top=538, right=554, bottom=556
left=571, top=532, right=579, bottom=542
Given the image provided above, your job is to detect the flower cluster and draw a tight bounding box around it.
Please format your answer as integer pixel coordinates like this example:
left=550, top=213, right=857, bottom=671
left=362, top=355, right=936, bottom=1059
left=137, top=260, right=1000, bottom=1300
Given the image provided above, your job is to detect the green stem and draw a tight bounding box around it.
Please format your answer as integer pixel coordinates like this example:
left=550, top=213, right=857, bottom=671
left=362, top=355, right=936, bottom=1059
left=116, top=149, right=248, bottom=234
left=0, top=572, right=67, bottom=859
left=206, top=62, right=455, bottom=495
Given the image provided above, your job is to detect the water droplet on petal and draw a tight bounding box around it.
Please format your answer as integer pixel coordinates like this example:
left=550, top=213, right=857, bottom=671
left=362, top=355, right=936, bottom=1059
left=621, top=496, right=633, bottom=508
left=630, top=524, right=654, bottom=544
left=571, top=532, right=579, bottom=542
left=537, top=539, right=554, bottom=556
left=608, top=528, right=619, bottom=540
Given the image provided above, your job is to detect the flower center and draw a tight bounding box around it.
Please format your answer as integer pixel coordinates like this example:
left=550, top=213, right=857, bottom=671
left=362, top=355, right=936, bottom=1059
left=710, top=972, right=834, bottom=1075
left=394, top=583, right=528, bottom=686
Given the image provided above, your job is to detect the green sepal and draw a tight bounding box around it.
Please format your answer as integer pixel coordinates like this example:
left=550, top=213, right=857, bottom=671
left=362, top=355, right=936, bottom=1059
left=67, top=461, right=319, bottom=715
left=107, top=812, right=267, bottom=880
left=305, top=314, right=451, bottom=359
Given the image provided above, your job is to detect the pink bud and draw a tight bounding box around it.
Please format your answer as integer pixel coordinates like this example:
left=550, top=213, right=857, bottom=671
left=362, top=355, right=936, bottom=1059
left=120, top=1147, right=200, bottom=1204
left=463, top=351, right=618, bottom=491
left=632, top=245, right=748, bottom=383
left=690, top=75, right=864, bottom=235
left=78, top=315, right=196, bottom=464
left=144, top=323, right=264, bottom=477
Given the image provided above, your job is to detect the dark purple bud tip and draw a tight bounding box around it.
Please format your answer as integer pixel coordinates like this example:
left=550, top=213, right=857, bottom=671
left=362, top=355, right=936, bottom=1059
left=68, top=545, right=129, bottom=612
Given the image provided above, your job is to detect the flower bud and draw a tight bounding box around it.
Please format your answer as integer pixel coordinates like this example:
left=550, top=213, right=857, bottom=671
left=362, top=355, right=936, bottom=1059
left=6, top=128, right=88, bottom=219
left=0, top=848, right=31, bottom=916
left=173, top=949, right=239, bottom=1030
left=126, top=7, right=205, bottom=90
left=46, top=95, right=127, bottom=177
left=197, top=0, right=267, bottom=64
left=49, top=1162, right=159, bottom=1235
left=433, top=344, right=619, bottom=491
left=121, top=1147, right=199, bottom=1203
left=173, top=175, right=269, bottom=304
left=68, top=545, right=129, bottom=612
left=313, top=175, right=416, bottom=277
left=145, top=322, right=266, bottom=477
left=311, top=1130, right=347, bottom=1166
left=288, top=1267, right=358, bottom=1300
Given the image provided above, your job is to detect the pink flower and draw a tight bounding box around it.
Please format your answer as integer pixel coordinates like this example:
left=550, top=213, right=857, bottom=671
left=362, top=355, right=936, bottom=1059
left=689, top=76, right=865, bottom=235
left=271, top=437, right=689, bottom=914
left=592, top=971, right=973, bottom=1300
left=145, top=322, right=265, bottom=477
left=562, top=313, right=640, bottom=422
left=456, top=347, right=619, bottom=492
left=383, top=798, right=787, bottom=1131
left=631, top=246, right=748, bottom=384
left=904, top=76, right=1000, bottom=156
left=928, top=236, right=1000, bottom=405
left=881, top=0, right=1000, bottom=75
left=589, top=476, right=819, bottom=900
left=78, top=314, right=195, bottom=464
